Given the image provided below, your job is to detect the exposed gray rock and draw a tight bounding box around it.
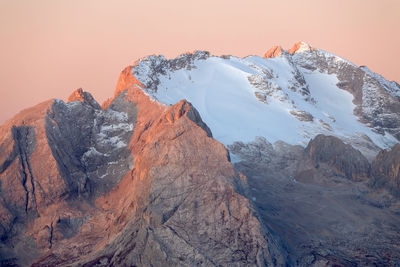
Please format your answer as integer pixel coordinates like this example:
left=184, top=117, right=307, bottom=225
left=290, top=110, right=314, bottom=122
left=230, top=135, right=400, bottom=266
left=371, top=144, right=400, bottom=196
left=292, top=48, right=400, bottom=141
left=132, top=51, right=210, bottom=92
left=304, top=134, right=370, bottom=181
left=45, top=91, right=136, bottom=199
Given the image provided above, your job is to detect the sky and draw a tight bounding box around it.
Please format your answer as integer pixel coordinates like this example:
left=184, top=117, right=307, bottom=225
left=0, top=0, right=399, bottom=124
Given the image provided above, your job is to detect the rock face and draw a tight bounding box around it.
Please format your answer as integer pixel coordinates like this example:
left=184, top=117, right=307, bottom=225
left=264, top=46, right=283, bottom=59
left=46, top=91, right=136, bottom=199
left=288, top=41, right=315, bottom=54
left=0, top=73, right=286, bottom=266
left=371, top=144, right=400, bottom=196
left=304, top=134, right=370, bottom=182
left=67, top=88, right=102, bottom=109
left=64, top=97, right=284, bottom=266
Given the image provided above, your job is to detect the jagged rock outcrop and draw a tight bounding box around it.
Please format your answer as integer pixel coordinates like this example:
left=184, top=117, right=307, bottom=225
left=131, top=51, right=210, bottom=93
left=0, top=88, right=138, bottom=264
left=67, top=88, right=102, bottom=109
left=371, top=144, right=400, bottom=196
left=264, top=46, right=283, bottom=59
left=288, top=41, right=316, bottom=55
left=304, top=134, right=370, bottom=181
left=46, top=92, right=136, bottom=199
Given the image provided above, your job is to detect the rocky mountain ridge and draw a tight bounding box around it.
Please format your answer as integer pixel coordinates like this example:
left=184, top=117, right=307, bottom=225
left=0, top=42, right=400, bottom=266
left=0, top=85, right=286, bottom=266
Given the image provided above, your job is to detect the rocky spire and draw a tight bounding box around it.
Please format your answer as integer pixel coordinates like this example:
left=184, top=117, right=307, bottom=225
left=288, top=41, right=315, bottom=54
left=67, top=88, right=101, bottom=109
left=264, top=45, right=284, bottom=58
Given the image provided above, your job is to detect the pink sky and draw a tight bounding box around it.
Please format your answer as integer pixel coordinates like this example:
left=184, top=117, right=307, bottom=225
left=0, top=0, right=399, bottom=124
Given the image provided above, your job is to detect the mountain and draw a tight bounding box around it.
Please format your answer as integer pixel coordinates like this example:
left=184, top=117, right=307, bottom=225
left=1, top=42, right=400, bottom=266
left=131, top=42, right=399, bottom=160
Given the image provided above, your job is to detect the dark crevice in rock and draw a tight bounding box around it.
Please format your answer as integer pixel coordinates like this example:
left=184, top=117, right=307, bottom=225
left=34, top=180, right=47, bottom=204
left=0, top=145, right=17, bottom=175
left=11, top=125, right=37, bottom=213
left=25, top=144, right=37, bottom=212
left=11, top=127, right=29, bottom=212
left=49, top=221, right=54, bottom=249
left=18, top=160, right=29, bottom=213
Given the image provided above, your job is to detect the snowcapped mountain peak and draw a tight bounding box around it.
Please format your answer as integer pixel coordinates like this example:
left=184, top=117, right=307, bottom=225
left=264, top=45, right=284, bottom=58
left=264, top=42, right=314, bottom=59
left=288, top=41, right=314, bottom=54
left=128, top=44, right=399, bottom=160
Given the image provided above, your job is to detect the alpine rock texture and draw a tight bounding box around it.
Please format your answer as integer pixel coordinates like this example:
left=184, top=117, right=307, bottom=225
left=0, top=42, right=400, bottom=266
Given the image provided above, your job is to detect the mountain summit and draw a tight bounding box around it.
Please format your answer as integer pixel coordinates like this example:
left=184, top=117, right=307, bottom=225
left=1, top=42, right=400, bottom=266
left=130, top=42, right=399, bottom=159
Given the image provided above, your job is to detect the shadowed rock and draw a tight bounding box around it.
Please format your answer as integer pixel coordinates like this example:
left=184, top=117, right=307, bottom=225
left=305, top=134, right=370, bottom=181
left=230, top=135, right=400, bottom=266
left=371, top=144, right=400, bottom=196
left=46, top=91, right=136, bottom=199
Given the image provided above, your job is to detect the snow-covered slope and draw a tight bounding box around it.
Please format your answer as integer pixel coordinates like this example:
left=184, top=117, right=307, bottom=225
left=131, top=43, right=399, bottom=159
